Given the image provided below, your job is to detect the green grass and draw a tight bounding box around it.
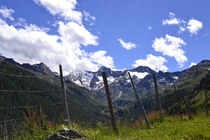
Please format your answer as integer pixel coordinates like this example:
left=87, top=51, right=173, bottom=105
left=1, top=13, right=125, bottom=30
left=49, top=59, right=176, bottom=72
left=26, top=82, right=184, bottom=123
left=80, top=115, right=210, bottom=140
left=12, top=115, right=210, bottom=140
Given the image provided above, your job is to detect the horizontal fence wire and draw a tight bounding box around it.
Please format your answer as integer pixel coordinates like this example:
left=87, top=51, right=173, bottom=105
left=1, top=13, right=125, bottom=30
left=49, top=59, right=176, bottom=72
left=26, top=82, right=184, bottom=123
left=0, top=103, right=63, bottom=111
left=0, top=69, right=64, bottom=139
left=0, top=72, right=55, bottom=78
left=0, top=90, right=47, bottom=93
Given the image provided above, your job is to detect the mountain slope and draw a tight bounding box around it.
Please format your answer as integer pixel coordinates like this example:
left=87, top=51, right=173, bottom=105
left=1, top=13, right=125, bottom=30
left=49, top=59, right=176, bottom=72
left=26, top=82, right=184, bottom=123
left=1, top=55, right=209, bottom=123
left=0, top=58, right=107, bottom=124
left=65, top=59, right=210, bottom=121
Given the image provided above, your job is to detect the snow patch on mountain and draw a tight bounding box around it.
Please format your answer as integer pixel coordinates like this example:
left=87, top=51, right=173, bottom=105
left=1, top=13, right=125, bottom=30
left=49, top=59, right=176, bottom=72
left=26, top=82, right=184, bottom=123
left=65, top=71, right=93, bottom=88
left=107, top=76, right=115, bottom=83
left=129, top=71, right=148, bottom=79
left=173, top=76, right=179, bottom=80
left=115, top=91, right=122, bottom=100
left=95, top=76, right=103, bottom=85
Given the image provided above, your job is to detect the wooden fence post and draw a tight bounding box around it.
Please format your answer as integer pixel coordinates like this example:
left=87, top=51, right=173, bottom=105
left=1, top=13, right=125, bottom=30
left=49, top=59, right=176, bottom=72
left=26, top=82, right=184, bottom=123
left=59, top=65, right=70, bottom=125
left=152, top=73, right=163, bottom=118
left=205, top=90, right=209, bottom=116
left=128, top=72, right=151, bottom=129
left=102, top=72, right=118, bottom=134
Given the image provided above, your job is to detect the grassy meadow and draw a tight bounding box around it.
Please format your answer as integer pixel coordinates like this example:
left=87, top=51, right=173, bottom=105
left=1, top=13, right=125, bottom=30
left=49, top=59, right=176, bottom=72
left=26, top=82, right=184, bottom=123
left=11, top=113, right=210, bottom=140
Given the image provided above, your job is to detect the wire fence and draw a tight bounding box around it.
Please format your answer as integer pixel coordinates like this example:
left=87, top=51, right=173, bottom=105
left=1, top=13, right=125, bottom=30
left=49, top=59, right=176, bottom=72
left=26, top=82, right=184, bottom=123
left=1, top=65, right=208, bottom=139
left=0, top=90, right=47, bottom=93
left=0, top=70, right=65, bottom=139
left=0, top=72, right=53, bottom=78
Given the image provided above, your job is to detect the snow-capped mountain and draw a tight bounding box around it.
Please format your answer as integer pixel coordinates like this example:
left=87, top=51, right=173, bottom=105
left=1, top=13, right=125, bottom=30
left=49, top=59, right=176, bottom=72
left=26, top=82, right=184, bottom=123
left=2, top=55, right=209, bottom=109
left=64, top=65, right=156, bottom=90
left=63, top=65, right=186, bottom=104
left=64, top=61, right=208, bottom=101
left=64, top=71, right=94, bottom=89
left=19, top=57, right=206, bottom=107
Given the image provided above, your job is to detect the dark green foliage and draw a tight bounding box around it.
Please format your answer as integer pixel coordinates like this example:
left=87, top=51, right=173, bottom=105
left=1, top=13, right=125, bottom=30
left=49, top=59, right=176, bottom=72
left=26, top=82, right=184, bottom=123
left=121, top=61, right=210, bottom=121
left=0, top=61, right=106, bottom=125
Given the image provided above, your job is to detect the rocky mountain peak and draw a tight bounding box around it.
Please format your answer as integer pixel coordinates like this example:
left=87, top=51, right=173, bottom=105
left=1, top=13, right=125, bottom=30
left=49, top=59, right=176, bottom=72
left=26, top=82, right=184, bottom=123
left=131, top=66, right=155, bottom=74
left=22, top=62, right=55, bottom=76
left=199, top=60, right=210, bottom=64
left=96, top=66, right=112, bottom=76
left=0, top=56, right=5, bottom=62
left=0, top=56, right=20, bottom=66
left=98, top=66, right=111, bottom=71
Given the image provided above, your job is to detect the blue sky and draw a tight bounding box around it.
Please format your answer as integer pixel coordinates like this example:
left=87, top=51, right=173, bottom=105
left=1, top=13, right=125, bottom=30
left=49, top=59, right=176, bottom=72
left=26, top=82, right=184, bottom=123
left=0, top=0, right=209, bottom=73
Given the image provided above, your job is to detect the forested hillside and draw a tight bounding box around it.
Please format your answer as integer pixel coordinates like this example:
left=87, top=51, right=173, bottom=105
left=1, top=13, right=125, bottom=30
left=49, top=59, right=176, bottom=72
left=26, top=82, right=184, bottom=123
left=0, top=57, right=106, bottom=125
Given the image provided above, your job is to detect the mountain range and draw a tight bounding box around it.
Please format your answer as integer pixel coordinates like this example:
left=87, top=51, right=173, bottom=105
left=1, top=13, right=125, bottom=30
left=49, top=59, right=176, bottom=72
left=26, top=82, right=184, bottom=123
left=0, top=55, right=209, bottom=123
left=65, top=60, right=210, bottom=107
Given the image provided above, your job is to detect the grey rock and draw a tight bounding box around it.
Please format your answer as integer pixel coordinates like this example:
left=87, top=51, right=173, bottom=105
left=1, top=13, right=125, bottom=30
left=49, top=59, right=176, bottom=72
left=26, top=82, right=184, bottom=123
left=45, top=128, right=88, bottom=140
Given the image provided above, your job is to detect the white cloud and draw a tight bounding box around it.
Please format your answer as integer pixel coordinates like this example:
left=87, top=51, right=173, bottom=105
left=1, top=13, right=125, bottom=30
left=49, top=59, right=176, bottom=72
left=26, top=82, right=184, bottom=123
left=163, top=18, right=180, bottom=25
left=179, top=27, right=185, bottom=32
left=83, top=11, right=95, bottom=26
left=13, top=18, right=27, bottom=27
left=89, top=51, right=114, bottom=68
left=148, top=26, right=152, bottom=30
left=34, top=0, right=82, bottom=24
left=187, top=19, right=203, bottom=35
left=0, top=6, right=14, bottom=21
left=162, top=12, right=180, bottom=25
left=0, top=0, right=115, bottom=74
left=189, top=62, right=196, bottom=68
left=169, top=12, right=175, bottom=17
left=83, top=11, right=95, bottom=21
left=0, top=17, right=114, bottom=73
left=118, top=38, right=136, bottom=50
left=152, top=34, right=187, bottom=67
left=24, top=24, right=50, bottom=32
left=133, top=54, right=168, bottom=72
left=58, top=21, right=98, bottom=46
left=162, top=12, right=203, bottom=35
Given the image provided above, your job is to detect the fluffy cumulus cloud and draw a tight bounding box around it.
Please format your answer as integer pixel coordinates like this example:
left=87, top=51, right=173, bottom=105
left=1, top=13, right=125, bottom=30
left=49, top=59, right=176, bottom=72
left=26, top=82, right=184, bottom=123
left=162, top=12, right=181, bottom=25
left=0, top=6, right=14, bottom=21
left=0, top=1, right=115, bottom=73
left=133, top=54, right=168, bottom=72
left=118, top=38, right=136, bottom=50
left=34, top=0, right=82, bottom=24
left=162, top=12, right=203, bottom=34
left=58, top=21, right=98, bottom=46
left=89, top=51, right=114, bottom=68
left=187, top=19, right=203, bottom=35
left=152, top=34, right=187, bottom=67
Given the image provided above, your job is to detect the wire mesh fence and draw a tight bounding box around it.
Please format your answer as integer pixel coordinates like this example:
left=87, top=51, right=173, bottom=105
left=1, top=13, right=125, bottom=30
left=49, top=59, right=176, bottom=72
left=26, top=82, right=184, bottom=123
left=0, top=70, right=66, bottom=139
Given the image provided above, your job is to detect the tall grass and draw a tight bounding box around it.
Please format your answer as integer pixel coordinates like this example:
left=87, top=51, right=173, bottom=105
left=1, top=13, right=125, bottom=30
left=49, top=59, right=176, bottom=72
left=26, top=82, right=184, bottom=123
left=8, top=110, right=210, bottom=140
left=81, top=114, right=210, bottom=140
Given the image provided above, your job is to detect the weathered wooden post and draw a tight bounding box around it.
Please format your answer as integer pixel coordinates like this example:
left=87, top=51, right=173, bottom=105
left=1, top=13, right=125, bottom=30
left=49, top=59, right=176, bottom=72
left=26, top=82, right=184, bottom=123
left=152, top=73, right=163, bottom=118
left=102, top=72, right=118, bottom=134
left=59, top=65, right=70, bottom=125
left=128, top=72, right=151, bottom=129
left=205, top=90, right=209, bottom=116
